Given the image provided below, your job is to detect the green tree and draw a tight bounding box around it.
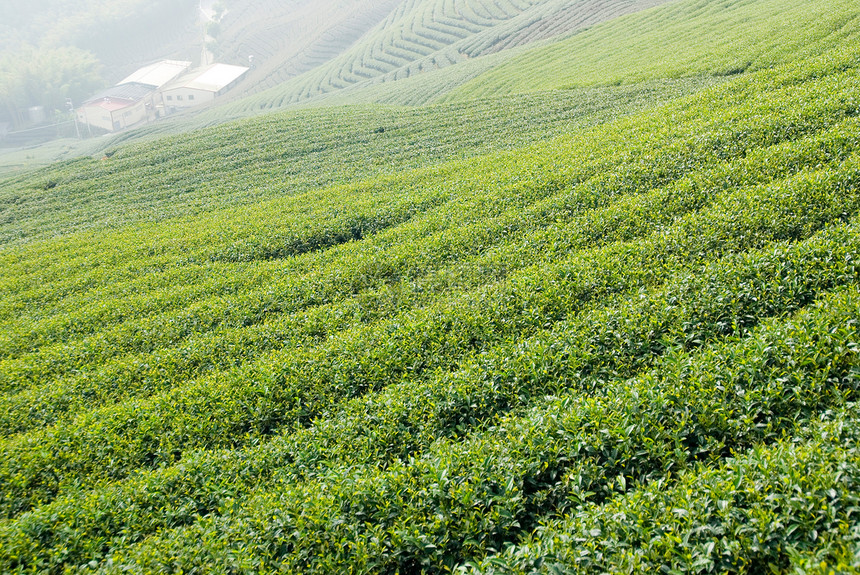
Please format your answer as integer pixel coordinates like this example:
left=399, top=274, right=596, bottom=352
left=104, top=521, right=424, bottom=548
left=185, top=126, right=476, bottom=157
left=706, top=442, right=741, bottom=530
left=0, top=45, right=104, bottom=126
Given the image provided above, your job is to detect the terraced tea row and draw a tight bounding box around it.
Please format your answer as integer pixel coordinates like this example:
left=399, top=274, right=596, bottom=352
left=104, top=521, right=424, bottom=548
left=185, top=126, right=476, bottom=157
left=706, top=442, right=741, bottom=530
left=448, top=0, right=860, bottom=100
left=225, top=0, right=860, bottom=111
left=220, top=0, right=673, bottom=112
left=3, top=212, right=860, bottom=570
left=3, top=0, right=860, bottom=570
left=3, top=59, right=853, bottom=357
left=475, top=402, right=860, bottom=574
left=109, top=284, right=858, bottom=573
left=2, top=109, right=858, bottom=442
left=4, top=156, right=855, bottom=517
left=0, top=79, right=707, bottom=246
left=1, top=59, right=855, bottom=445
left=6, top=232, right=859, bottom=571
left=2, top=44, right=860, bottom=571
left=213, top=0, right=404, bottom=97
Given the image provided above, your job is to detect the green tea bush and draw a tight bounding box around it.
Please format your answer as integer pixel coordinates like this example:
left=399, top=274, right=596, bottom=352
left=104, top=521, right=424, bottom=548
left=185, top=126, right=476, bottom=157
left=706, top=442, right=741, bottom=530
left=3, top=218, right=860, bottom=572
left=1, top=6, right=859, bottom=572
left=91, top=282, right=860, bottom=573
left=470, top=403, right=860, bottom=574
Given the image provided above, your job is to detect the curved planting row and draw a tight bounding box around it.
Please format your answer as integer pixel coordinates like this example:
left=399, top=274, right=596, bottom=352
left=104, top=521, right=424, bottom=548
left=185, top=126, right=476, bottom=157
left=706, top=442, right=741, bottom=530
left=447, top=0, right=860, bottom=101
left=2, top=60, right=854, bottom=369
left=1, top=24, right=859, bottom=574
left=88, top=284, right=860, bottom=573
left=2, top=214, right=859, bottom=570
left=221, top=0, right=668, bottom=113
left=1, top=113, right=858, bottom=518
left=5, top=242, right=857, bottom=571
left=2, top=110, right=857, bottom=439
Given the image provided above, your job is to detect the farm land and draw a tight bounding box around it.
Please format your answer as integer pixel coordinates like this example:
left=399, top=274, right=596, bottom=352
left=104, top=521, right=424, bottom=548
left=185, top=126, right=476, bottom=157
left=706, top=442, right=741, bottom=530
left=1, top=0, right=860, bottom=572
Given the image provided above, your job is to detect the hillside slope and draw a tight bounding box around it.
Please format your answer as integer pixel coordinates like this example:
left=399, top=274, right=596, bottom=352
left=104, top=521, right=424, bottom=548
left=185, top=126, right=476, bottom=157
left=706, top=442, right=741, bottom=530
left=0, top=77, right=711, bottom=245
left=220, top=0, right=674, bottom=113
left=446, top=0, right=860, bottom=99
left=1, top=0, right=860, bottom=572
left=214, top=0, right=860, bottom=111
left=210, top=0, right=406, bottom=98
left=327, top=0, right=860, bottom=106
left=0, top=0, right=671, bottom=175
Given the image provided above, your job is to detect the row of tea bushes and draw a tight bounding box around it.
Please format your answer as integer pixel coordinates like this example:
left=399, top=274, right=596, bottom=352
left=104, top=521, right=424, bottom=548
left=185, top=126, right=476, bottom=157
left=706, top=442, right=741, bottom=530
left=2, top=145, right=858, bottom=518
left=446, top=0, right=860, bottom=100
left=2, top=53, right=856, bottom=415
left=93, top=281, right=860, bottom=573
left=2, top=24, right=860, bottom=572
left=3, top=212, right=860, bottom=570
left=471, top=404, right=860, bottom=574
left=4, top=115, right=857, bottom=437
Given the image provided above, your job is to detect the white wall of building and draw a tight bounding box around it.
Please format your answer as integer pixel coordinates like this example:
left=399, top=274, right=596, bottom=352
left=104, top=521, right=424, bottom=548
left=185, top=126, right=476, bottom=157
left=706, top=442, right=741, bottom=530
left=78, top=100, right=148, bottom=132
left=161, top=88, right=216, bottom=108
left=115, top=101, right=148, bottom=129
left=78, top=105, right=114, bottom=132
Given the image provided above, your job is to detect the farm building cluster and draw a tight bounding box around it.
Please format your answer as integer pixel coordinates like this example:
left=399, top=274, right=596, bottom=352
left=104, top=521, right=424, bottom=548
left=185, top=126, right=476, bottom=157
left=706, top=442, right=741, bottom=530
left=77, top=60, right=249, bottom=133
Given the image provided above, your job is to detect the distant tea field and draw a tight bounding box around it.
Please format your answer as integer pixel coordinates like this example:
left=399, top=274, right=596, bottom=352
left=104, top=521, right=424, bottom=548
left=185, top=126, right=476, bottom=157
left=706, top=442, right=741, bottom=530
left=1, top=0, right=860, bottom=572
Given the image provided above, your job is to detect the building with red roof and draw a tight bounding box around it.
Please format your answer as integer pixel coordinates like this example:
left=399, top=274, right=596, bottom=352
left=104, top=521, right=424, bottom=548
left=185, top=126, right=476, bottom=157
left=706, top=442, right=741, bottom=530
left=77, top=82, right=156, bottom=133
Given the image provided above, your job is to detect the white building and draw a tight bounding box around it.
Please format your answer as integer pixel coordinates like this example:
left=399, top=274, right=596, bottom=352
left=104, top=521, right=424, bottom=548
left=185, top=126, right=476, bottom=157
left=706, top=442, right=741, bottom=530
left=76, top=60, right=193, bottom=132
left=118, top=60, right=192, bottom=89
left=77, top=83, right=155, bottom=132
left=75, top=61, right=248, bottom=132
left=161, top=63, right=249, bottom=110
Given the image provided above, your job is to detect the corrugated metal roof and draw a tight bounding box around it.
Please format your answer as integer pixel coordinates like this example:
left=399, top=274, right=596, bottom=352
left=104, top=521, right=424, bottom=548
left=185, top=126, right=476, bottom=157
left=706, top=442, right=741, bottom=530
left=84, top=98, right=138, bottom=112
left=119, top=60, right=192, bottom=88
left=163, top=63, right=249, bottom=93
left=84, top=82, right=154, bottom=104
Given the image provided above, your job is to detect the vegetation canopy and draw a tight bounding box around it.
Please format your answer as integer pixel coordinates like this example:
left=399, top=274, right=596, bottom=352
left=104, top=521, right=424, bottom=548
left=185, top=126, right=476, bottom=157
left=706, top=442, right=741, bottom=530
left=1, top=0, right=860, bottom=572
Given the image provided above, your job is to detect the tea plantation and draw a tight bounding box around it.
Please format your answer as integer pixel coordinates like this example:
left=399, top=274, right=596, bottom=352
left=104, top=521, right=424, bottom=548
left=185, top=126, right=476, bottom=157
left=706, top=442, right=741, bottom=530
left=1, top=0, right=860, bottom=572
left=218, top=0, right=675, bottom=113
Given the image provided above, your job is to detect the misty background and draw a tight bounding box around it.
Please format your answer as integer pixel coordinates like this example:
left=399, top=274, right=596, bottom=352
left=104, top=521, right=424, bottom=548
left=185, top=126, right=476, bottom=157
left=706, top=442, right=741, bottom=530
left=0, top=0, right=405, bottom=136
left=0, top=0, right=200, bottom=128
